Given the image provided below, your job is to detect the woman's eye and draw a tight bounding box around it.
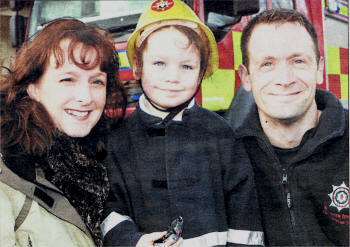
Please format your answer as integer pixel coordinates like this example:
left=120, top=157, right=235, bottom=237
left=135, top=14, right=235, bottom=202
left=154, top=61, right=165, bottom=67
left=59, top=78, right=73, bottom=83
left=182, top=65, right=192, bottom=70
left=92, top=79, right=105, bottom=85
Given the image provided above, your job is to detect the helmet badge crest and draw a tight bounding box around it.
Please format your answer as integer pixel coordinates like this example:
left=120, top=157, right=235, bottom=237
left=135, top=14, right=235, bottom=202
left=151, top=0, right=174, bottom=12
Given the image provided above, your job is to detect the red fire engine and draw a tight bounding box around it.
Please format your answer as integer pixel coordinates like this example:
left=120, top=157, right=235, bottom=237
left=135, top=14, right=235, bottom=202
left=9, top=0, right=349, bottom=119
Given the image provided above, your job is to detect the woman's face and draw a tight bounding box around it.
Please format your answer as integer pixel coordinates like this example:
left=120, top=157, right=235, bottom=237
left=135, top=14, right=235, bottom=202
left=27, top=39, right=107, bottom=137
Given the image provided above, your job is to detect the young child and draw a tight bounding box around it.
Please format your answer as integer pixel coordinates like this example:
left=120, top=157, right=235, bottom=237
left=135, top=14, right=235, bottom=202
left=102, top=1, right=263, bottom=246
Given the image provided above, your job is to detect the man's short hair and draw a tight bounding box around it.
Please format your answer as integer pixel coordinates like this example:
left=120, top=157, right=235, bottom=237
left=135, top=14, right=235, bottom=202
left=241, top=8, right=321, bottom=69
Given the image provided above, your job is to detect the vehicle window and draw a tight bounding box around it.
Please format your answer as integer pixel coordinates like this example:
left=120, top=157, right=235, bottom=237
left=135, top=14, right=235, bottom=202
left=28, top=1, right=151, bottom=42
left=253, top=0, right=294, bottom=16
left=271, top=0, right=294, bottom=9
left=204, top=0, right=252, bottom=41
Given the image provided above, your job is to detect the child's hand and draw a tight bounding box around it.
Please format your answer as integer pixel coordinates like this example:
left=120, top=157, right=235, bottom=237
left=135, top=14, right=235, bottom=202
left=136, top=232, right=183, bottom=247
left=157, top=236, right=183, bottom=247
left=136, top=231, right=166, bottom=247
left=168, top=237, right=183, bottom=247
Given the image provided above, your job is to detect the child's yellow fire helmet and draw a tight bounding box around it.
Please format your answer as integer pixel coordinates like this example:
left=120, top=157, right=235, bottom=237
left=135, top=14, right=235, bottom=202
left=127, top=0, right=219, bottom=78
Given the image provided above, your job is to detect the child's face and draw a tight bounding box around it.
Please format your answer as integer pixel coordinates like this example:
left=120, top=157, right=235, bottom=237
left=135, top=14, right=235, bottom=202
left=139, top=27, right=201, bottom=110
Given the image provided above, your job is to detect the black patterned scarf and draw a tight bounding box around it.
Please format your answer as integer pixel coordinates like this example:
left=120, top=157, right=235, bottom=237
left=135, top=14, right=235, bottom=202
left=37, top=127, right=109, bottom=247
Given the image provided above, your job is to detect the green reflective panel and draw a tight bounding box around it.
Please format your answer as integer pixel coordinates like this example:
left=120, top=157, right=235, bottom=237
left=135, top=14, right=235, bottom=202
left=202, top=69, right=235, bottom=111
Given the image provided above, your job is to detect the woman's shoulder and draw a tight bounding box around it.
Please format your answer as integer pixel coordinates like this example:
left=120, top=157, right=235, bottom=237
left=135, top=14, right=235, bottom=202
left=0, top=157, right=32, bottom=217
left=0, top=179, right=94, bottom=247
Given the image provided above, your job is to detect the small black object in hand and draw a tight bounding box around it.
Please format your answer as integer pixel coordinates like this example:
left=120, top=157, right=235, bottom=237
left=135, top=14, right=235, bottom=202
left=154, top=216, right=183, bottom=246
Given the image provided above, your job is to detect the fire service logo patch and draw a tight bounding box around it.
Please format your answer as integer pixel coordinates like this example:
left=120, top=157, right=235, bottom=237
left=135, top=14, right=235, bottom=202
left=328, top=182, right=349, bottom=212
left=151, top=0, right=174, bottom=12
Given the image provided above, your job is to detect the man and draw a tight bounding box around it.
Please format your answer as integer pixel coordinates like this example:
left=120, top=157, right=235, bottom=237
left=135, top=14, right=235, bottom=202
left=235, top=8, right=349, bottom=246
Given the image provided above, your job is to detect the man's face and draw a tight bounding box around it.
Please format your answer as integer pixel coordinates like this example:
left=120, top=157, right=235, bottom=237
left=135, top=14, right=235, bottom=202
left=240, top=23, right=324, bottom=122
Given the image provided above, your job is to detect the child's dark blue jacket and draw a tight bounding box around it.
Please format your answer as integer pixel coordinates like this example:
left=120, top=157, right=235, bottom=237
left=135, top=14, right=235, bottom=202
left=102, top=102, right=264, bottom=246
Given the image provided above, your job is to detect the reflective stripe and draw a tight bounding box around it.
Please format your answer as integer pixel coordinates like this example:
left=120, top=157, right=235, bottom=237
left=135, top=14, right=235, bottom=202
left=181, top=229, right=264, bottom=246
left=100, top=212, right=133, bottom=238
left=182, top=231, right=227, bottom=247
left=340, top=74, right=348, bottom=99
left=227, top=229, right=264, bottom=246
left=232, top=31, right=242, bottom=70
left=117, top=49, right=131, bottom=70
left=201, top=68, right=235, bottom=111
left=327, top=45, right=340, bottom=74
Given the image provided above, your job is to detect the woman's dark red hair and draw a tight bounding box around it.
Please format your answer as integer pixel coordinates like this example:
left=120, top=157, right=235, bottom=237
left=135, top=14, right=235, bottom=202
left=1, top=18, right=126, bottom=155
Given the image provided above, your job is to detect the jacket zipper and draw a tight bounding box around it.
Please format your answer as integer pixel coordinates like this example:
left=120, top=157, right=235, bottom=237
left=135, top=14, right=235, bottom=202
left=258, top=136, right=300, bottom=244
left=258, top=137, right=299, bottom=243
left=282, top=169, right=297, bottom=235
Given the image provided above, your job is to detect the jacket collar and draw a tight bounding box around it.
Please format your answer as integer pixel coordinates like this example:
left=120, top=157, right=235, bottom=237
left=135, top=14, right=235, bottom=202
left=313, top=89, right=346, bottom=140
left=234, top=102, right=264, bottom=139
left=135, top=99, right=200, bottom=129
left=0, top=157, right=91, bottom=237
left=138, top=94, right=196, bottom=121
left=235, top=89, right=347, bottom=158
left=0, top=151, right=37, bottom=182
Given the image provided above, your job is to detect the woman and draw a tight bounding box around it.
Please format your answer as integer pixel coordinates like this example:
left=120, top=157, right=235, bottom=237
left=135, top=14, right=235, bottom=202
left=0, top=18, right=126, bottom=246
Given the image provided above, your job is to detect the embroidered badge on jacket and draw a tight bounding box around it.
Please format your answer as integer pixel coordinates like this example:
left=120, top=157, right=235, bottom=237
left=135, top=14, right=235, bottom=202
left=328, top=182, right=349, bottom=212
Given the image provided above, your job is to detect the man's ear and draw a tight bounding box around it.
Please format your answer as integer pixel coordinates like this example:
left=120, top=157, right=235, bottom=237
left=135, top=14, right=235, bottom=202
left=26, top=83, right=40, bottom=102
left=238, top=64, right=252, bottom=92
left=316, top=56, right=325, bottom=85
left=132, top=56, right=141, bottom=80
